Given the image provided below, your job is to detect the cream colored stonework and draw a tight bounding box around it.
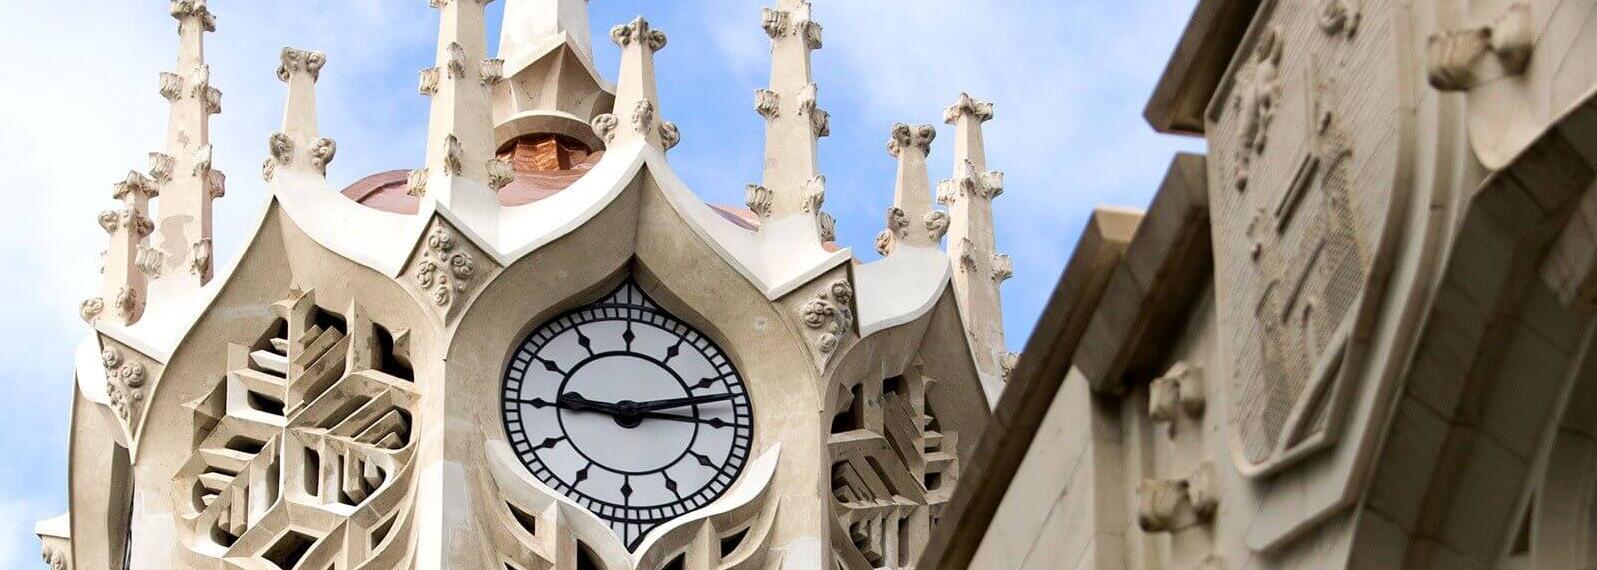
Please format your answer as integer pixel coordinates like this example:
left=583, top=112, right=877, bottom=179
left=923, top=0, right=1597, bottom=569
left=44, top=1, right=1000, bottom=568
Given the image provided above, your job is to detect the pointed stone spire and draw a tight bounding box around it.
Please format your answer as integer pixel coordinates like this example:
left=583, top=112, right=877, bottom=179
left=151, top=0, right=226, bottom=284
left=749, top=0, right=828, bottom=240
left=494, top=0, right=612, bottom=149
left=262, top=48, right=335, bottom=183
left=939, top=93, right=1013, bottom=382
left=412, top=0, right=512, bottom=219
left=875, top=124, right=947, bottom=256
left=589, top=17, right=678, bottom=151
left=83, top=173, right=158, bottom=326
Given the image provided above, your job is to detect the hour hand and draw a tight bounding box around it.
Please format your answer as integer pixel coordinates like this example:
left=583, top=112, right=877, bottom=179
left=629, top=393, right=738, bottom=413
left=556, top=392, right=623, bottom=414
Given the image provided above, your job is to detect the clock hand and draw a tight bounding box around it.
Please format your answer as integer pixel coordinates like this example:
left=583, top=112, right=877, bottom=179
left=627, top=393, right=738, bottom=413
left=556, top=392, right=625, bottom=415
left=633, top=410, right=733, bottom=428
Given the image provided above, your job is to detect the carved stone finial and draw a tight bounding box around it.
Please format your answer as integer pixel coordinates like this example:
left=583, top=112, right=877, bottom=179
left=944, top=93, right=994, bottom=124
left=611, top=17, right=668, bottom=52
left=170, top=0, right=217, bottom=32
left=276, top=47, right=327, bottom=83
left=888, top=123, right=936, bottom=158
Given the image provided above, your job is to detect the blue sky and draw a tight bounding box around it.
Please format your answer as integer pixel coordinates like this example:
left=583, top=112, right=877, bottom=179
left=0, top=0, right=1200, bottom=564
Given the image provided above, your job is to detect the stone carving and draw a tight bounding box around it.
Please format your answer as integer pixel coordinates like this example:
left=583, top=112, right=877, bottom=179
left=944, top=92, right=995, bottom=124
left=406, top=168, right=429, bottom=197
left=1318, top=0, right=1360, bottom=38
left=80, top=298, right=104, bottom=324
left=418, top=67, right=440, bottom=96
left=442, top=134, right=463, bottom=176
left=174, top=294, right=419, bottom=565
left=938, top=161, right=1005, bottom=205
left=308, top=137, right=336, bottom=174
left=1149, top=361, right=1206, bottom=424
left=170, top=0, right=216, bottom=31
left=206, top=169, right=226, bottom=199
left=260, top=158, right=277, bottom=183
left=590, top=113, right=619, bottom=144
left=1231, top=27, right=1283, bottom=192
left=659, top=120, right=681, bottom=151
left=761, top=7, right=789, bottom=38
left=148, top=152, right=174, bottom=183
left=876, top=206, right=910, bottom=256
left=135, top=245, right=164, bottom=277
left=480, top=58, right=505, bottom=85
left=925, top=210, right=950, bottom=242
left=754, top=89, right=780, bottom=119
left=800, top=279, right=854, bottom=355
left=101, top=346, right=147, bottom=422
left=611, top=17, right=668, bottom=52
left=746, top=184, right=773, bottom=219
left=830, top=369, right=957, bottom=567
left=413, top=225, right=475, bottom=309
left=1000, top=351, right=1020, bottom=381
left=41, top=543, right=66, bottom=570
left=631, top=100, right=657, bottom=136
left=202, top=85, right=222, bottom=115
left=991, top=254, right=1014, bottom=283
left=97, top=210, right=120, bottom=233
left=113, top=286, right=139, bottom=322
left=802, top=175, right=827, bottom=213
left=191, top=238, right=212, bottom=276
left=958, top=238, right=977, bottom=273
left=191, top=144, right=214, bottom=178
left=1426, top=1, right=1533, bottom=91
left=159, top=72, right=184, bottom=101
left=1137, top=463, right=1217, bottom=533
left=276, top=47, right=326, bottom=82
left=445, top=42, right=467, bottom=79
left=888, top=123, right=936, bottom=157
left=801, top=19, right=823, bottom=50
left=819, top=211, right=837, bottom=242
left=486, top=158, right=515, bottom=191
left=267, top=132, right=294, bottom=170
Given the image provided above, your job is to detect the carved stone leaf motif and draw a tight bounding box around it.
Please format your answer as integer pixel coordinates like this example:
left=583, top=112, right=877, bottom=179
left=798, top=278, right=855, bottom=364
left=877, top=206, right=910, bottom=256
left=409, top=221, right=491, bottom=319
left=80, top=298, right=105, bottom=324
left=1137, top=462, right=1217, bottom=533
left=406, top=168, right=429, bottom=197
left=445, top=42, right=467, bottom=79
left=418, top=67, right=440, bottom=96
left=590, top=114, right=619, bottom=144
left=802, top=175, right=826, bottom=214
left=486, top=158, right=515, bottom=191
left=991, top=253, right=1014, bottom=283
left=658, top=121, right=681, bottom=151
left=100, top=344, right=150, bottom=425
left=924, top=210, right=950, bottom=242
left=41, top=543, right=66, bottom=570
left=745, top=184, right=773, bottom=218
left=277, top=47, right=327, bottom=82
left=754, top=89, right=780, bottom=119
left=480, top=58, right=505, bottom=85
left=818, top=211, right=837, bottom=242
left=442, top=134, right=463, bottom=176
left=309, top=138, right=337, bottom=173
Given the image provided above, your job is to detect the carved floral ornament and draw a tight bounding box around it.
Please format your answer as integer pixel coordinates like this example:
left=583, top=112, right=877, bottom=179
left=745, top=184, right=773, bottom=218
left=1149, top=361, right=1206, bottom=424
left=1137, top=462, right=1218, bottom=533
left=612, top=17, right=668, bottom=52
left=799, top=278, right=855, bottom=355
left=937, top=161, right=1004, bottom=205
left=887, top=123, right=936, bottom=158
left=943, top=92, right=995, bottom=124
left=413, top=225, right=476, bottom=309
left=80, top=298, right=105, bottom=324
left=40, top=543, right=66, bottom=570
left=1318, top=0, right=1361, bottom=38
left=101, top=345, right=149, bottom=422
left=276, top=47, right=326, bottom=82
left=591, top=100, right=681, bottom=151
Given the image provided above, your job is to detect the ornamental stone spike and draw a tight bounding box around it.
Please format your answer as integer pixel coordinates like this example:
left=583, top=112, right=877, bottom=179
left=263, top=48, right=335, bottom=183
left=495, top=0, right=609, bottom=145
left=875, top=124, right=946, bottom=256
left=754, top=0, right=829, bottom=242
left=590, top=17, right=678, bottom=151
left=940, top=93, right=1011, bottom=385
left=88, top=172, right=159, bottom=327
left=416, top=0, right=508, bottom=219
left=153, top=0, right=225, bottom=285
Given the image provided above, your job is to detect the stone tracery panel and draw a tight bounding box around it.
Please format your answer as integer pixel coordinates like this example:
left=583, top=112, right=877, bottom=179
left=172, top=290, right=419, bottom=567
left=827, top=366, right=958, bottom=569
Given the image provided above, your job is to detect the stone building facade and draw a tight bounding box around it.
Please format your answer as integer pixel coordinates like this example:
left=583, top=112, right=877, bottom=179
left=36, top=1, right=1013, bottom=568
left=920, top=0, right=1597, bottom=569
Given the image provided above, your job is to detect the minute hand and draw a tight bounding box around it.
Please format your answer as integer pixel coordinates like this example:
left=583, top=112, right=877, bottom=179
left=629, top=393, right=737, bottom=412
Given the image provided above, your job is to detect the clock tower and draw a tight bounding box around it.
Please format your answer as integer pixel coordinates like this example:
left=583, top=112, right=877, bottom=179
left=41, top=1, right=1007, bottom=569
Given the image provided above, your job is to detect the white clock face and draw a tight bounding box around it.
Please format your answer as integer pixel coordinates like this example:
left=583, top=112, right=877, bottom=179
left=501, top=281, right=754, bottom=549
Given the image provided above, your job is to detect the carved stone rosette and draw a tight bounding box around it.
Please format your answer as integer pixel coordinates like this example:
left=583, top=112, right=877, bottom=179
left=798, top=278, right=855, bottom=369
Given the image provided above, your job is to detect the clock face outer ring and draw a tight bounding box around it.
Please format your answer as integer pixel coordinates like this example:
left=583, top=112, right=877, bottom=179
left=498, top=282, right=754, bottom=550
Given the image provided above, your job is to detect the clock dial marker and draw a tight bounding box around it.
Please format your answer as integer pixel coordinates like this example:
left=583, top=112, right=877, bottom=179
left=500, top=280, right=754, bottom=552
